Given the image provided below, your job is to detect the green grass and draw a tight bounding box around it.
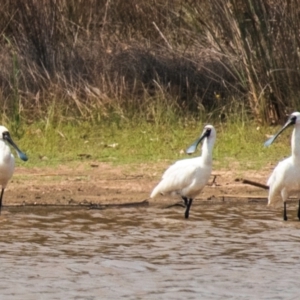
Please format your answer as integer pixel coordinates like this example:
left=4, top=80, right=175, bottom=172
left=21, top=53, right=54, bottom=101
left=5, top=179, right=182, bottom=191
left=10, top=116, right=293, bottom=172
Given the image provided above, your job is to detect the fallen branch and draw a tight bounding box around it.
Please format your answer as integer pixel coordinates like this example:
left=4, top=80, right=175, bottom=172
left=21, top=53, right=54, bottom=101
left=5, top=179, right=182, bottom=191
left=208, top=174, right=220, bottom=186
left=89, top=199, right=149, bottom=210
left=239, top=178, right=269, bottom=190
left=164, top=201, right=186, bottom=209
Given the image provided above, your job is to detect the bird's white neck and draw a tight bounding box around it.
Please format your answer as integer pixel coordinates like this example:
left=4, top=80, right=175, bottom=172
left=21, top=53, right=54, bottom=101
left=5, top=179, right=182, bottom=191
left=201, top=137, right=215, bottom=164
left=0, top=140, right=11, bottom=162
left=292, top=125, right=300, bottom=161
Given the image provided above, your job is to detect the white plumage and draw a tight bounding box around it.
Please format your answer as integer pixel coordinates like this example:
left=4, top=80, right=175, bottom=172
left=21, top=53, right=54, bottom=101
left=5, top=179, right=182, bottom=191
left=150, top=124, right=216, bottom=218
left=265, top=112, right=300, bottom=221
left=0, top=126, right=28, bottom=213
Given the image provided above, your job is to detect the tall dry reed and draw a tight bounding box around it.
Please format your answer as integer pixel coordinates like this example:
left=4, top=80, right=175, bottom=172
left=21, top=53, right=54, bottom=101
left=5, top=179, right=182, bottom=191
left=0, top=0, right=298, bottom=124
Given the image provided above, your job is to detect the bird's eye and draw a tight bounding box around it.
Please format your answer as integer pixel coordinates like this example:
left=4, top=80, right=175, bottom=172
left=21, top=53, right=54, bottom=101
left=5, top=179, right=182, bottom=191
left=206, top=128, right=211, bottom=137
left=291, top=116, right=297, bottom=124
left=2, top=131, right=9, bottom=139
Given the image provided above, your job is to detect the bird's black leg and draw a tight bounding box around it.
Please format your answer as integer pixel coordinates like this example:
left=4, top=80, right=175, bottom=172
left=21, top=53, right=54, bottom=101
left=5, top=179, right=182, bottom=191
left=297, top=200, right=300, bottom=221
left=182, top=196, right=188, bottom=207
left=283, top=201, right=288, bottom=221
left=184, top=198, right=193, bottom=219
left=0, top=188, right=4, bottom=215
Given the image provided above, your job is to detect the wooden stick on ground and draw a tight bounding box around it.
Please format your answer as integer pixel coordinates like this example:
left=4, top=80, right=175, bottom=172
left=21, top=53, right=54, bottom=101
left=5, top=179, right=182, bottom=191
left=89, top=199, right=149, bottom=210
left=164, top=201, right=186, bottom=209
left=240, top=178, right=269, bottom=190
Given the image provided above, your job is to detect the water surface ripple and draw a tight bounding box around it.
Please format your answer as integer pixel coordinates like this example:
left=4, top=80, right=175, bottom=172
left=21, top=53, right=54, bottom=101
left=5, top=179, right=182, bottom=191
left=0, top=202, right=300, bottom=299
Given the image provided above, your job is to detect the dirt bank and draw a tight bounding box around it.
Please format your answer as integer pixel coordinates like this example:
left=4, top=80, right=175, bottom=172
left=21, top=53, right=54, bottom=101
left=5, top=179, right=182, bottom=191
left=4, top=162, right=273, bottom=209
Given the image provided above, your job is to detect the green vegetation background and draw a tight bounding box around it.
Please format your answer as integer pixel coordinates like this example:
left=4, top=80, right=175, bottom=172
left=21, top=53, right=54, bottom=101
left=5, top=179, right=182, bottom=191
left=0, top=0, right=297, bottom=169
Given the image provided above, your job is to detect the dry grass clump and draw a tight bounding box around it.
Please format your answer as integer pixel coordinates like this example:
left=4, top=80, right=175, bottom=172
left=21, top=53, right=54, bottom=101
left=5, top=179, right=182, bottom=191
left=0, top=0, right=299, bottom=125
left=192, top=0, right=300, bottom=123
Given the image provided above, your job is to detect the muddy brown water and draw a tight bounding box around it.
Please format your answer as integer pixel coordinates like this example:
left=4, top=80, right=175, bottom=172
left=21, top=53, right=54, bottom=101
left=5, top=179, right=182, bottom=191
left=0, top=202, right=300, bottom=299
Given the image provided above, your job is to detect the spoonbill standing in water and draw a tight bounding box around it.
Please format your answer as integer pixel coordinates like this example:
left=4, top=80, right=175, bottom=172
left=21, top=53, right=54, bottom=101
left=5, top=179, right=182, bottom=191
left=0, top=126, right=28, bottom=214
left=150, top=124, right=216, bottom=219
left=264, top=111, right=300, bottom=221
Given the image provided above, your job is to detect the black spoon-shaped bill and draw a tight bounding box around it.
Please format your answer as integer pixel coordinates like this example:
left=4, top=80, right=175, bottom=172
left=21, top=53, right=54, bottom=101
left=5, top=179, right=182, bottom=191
left=264, top=135, right=278, bottom=147
left=264, top=118, right=295, bottom=147
left=186, top=139, right=200, bottom=155
left=186, top=131, right=208, bottom=155
left=4, top=132, right=28, bottom=161
left=17, top=151, right=28, bottom=162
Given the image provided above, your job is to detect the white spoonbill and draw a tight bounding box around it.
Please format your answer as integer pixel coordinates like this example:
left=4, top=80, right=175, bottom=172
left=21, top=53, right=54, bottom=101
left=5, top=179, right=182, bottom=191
left=150, top=124, right=216, bottom=219
left=264, top=111, right=300, bottom=221
left=0, top=126, right=28, bottom=214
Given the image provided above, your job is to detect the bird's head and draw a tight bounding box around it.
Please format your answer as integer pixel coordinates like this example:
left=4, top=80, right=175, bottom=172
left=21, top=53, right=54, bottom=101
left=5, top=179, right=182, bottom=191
left=0, top=126, right=28, bottom=161
left=186, top=124, right=216, bottom=154
left=264, top=111, right=300, bottom=147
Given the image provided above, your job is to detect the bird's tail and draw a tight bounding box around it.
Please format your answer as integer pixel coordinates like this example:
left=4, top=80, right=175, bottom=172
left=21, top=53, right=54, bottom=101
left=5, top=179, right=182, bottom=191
left=267, top=197, right=282, bottom=208
left=267, top=190, right=283, bottom=208
left=150, top=184, right=162, bottom=198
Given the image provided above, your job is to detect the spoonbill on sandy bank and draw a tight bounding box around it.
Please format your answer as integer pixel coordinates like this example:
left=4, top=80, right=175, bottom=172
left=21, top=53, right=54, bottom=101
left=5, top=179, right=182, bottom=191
left=265, top=111, right=300, bottom=221
left=150, top=124, right=216, bottom=219
left=0, top=126, right=28, bottom=214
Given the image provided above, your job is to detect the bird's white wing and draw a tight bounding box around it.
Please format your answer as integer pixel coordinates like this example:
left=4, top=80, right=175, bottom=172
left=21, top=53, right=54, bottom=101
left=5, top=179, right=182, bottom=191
left=267, top=158, right=294, bottom=207
left=150, top=157, right=201, bottom=198
left=267, top=159, right=290, bottom=187
left=267, top=166, right=278, bottom=188
left=162, top=157, right=199, bottom=179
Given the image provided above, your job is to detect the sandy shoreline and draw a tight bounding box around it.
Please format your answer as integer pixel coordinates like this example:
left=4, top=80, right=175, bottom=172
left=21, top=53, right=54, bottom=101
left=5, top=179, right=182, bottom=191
left=2, top=162, right=273, bottom=209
